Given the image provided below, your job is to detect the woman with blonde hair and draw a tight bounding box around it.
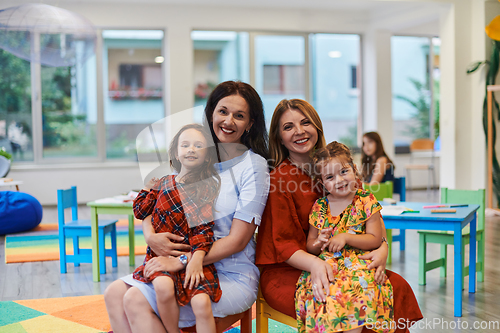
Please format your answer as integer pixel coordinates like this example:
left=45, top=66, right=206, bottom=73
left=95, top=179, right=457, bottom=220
left=256, top=99, right=422, bottom=333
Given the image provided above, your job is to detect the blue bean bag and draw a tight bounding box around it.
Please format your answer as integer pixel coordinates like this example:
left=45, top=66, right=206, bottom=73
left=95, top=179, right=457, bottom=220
left=0, top=191, right=43, bottom=235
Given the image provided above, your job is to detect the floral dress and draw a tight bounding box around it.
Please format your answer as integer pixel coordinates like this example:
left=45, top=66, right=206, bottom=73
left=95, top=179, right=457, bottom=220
left=295, top=189, right=394, bottom=333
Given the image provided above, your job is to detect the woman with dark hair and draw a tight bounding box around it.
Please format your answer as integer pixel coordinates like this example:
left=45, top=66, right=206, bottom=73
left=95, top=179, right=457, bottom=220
left=361, top=131, right=395, bottom=184
left=256, top=99, right=422, bottom=333
left=104, top=81, right=270, bottom=333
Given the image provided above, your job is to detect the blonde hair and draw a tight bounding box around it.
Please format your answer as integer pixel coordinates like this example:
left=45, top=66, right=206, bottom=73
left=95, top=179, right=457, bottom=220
left=312, top=141, right=361, bottom=181
left=269, top=99, right=326, bottom=167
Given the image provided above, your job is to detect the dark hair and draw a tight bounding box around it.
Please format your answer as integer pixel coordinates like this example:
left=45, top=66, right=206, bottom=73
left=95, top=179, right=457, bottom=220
left=361, top=132, right=394, bottom=182
left=269, top=99, right=326, bottom=167
left=312, top=141, right=361, bottom=181
left=204, top=81, right=269, bottom=161
left=168, top=124, right=220, bottom=204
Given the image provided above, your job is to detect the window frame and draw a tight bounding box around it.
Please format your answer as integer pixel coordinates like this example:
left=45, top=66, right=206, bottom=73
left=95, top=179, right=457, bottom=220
left=18, top=28, right=167, bottom=165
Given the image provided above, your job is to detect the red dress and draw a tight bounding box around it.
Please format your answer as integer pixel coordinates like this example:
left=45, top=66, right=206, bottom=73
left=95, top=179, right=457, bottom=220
left=255, top=159, right=422, bottom=333
left=133, top=175, right=222, bottom=306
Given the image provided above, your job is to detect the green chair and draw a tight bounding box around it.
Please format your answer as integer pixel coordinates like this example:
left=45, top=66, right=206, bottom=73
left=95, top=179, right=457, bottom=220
left=418, top=188, right=485, bottom=286
left=363, top=181, right=396, bottom=263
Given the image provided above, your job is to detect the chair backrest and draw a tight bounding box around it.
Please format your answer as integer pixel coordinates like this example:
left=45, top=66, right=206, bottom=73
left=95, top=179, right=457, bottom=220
left=410, top=138, right=434, bottom=151
left=57, top=186, right=78, bottom=227
left=409, top=138, right=435, bottom=165
left=441, top=188, right=486, bottom=232
left=393, top=177, right=406, bottom=202
left=363, top=181, right=393, bottom=201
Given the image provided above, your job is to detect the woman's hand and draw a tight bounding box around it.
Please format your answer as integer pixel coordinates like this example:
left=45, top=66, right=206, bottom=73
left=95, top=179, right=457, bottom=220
left=147, top=232, right=191, bottom=257
left=358, top=241, right=388, bottom=284
left=309, top=258, right=336, bottom=303
left=143, top=256, right=184, bottom=278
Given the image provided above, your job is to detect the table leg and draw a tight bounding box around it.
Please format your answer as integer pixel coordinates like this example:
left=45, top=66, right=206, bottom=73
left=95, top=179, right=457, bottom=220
left=453, top=223, right=463, bottom=317
left=91, top=207, right=100, bottom=282
left=469, top=214, right=477, bottom=293
left=128, top=215, right=135, bottom=266
left=15, top=185, right=19, bottom=191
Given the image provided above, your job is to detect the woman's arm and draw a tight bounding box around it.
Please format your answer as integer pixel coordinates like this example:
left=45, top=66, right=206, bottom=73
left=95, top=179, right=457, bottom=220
left=145, top=217, right=256, bottom=278
left=366, top=156, right=389, bottom=185
left=142, top=215, right=191, bottom=257
left=203, top=218, right=256, bottom=265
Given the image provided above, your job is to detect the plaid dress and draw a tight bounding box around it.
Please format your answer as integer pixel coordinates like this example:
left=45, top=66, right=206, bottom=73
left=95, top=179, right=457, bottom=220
left=132, top=175, right=222, bottom=306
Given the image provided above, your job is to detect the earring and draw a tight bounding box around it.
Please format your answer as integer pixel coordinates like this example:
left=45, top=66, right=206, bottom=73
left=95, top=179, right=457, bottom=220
left=246, top=129, right=250, bottom=133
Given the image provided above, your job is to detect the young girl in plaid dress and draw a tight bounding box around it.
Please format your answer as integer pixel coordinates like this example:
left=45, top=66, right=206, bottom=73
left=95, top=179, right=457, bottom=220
left=133, top=124, right=221, bottom=333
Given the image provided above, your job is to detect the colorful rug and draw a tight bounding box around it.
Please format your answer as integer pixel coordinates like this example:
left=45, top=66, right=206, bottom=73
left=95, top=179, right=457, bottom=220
left=4, top=220, right=147, bottom=264
left=0, top=296, right=295, bottom=333
left=0, top=295, right=111, bottom=332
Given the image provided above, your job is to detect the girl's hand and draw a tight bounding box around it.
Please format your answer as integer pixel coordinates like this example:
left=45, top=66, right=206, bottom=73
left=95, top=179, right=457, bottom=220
left=310, top=258, right=336, bottom=303
left=184, top=260, right=205, bottom=290
left=147, top=232, right=191, bottom=257
left=144, top=177, right=159, bottom=191
left=143, top=256, right=184, bottom=278
left=312, top=227, right=332, bottom=248
left=325, top=233, right=347, bottom=253
left=358, top=241, right=388, bottom=284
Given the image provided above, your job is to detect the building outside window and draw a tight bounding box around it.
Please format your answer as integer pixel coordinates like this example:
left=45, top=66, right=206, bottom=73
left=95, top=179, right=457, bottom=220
left=103, top=30, right=165, bottom=160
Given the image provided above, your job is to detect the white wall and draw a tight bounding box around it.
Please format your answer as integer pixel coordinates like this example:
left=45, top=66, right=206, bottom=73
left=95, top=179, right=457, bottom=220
left=0, top=0, right=495, bottom=203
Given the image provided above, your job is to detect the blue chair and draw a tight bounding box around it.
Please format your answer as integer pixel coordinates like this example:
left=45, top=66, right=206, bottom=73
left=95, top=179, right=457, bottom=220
left=390, top=177, right=406, bottom=253
left=57, top=186, right=118, bottom=274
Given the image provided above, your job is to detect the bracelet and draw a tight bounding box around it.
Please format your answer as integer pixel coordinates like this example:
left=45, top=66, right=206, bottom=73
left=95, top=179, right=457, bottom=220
left=381, top=237, right=388, bottom=245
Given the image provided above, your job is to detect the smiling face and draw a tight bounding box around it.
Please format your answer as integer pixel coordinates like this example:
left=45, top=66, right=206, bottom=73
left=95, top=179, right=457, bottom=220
left=211, top=94, right=253, bottom=144
left=362, top=136, right=377, bottom=158
left=279, top=108, right=318, bottom=162
left=176, top=128, right=208, bottom=172
left=320, top=156, right=357, bottom=199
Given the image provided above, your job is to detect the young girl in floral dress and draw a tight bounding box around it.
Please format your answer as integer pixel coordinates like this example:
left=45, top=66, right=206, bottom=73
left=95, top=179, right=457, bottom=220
left=295, top=141, right=394, bottom=333
left=132, top=124, right=221, bottom=333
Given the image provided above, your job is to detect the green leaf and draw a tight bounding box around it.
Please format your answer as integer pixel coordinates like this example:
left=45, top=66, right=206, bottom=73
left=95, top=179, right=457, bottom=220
left=466, top=61, right=486, bottom=74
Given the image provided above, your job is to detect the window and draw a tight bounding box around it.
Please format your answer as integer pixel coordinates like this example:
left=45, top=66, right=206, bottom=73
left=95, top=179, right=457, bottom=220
left=0, top=48, right=33, bottom=162
left=103, top=30, right=165, bottom=159
left=310, top=34, right=361, bottom=147
left=191, top=31, right=361, bottom=145
left=392, top=36, right=440, bottom=146
left=41, top=33, right=98, bottom=158
left=262, top=65, right=305, bottom=94
left=192, top=30, right=249, bottom=123
left=254, top=34, right=306, bottom=121
left=0, top=29, right=165, bottom=164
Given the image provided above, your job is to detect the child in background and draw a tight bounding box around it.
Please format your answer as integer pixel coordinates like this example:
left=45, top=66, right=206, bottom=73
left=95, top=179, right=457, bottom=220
left=133, top=124, right=221, bottom=333
left=295, top=141, right=394, bottom=333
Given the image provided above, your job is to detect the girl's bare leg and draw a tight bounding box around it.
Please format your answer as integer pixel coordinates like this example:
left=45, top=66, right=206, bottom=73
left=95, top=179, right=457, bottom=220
left=190, top=293, right=216, bottom=333
left=153, top=276, right=180, bottom=333
left=123, top=286, right=167, bottom=333
left=104, top=280, right=132, bottom=333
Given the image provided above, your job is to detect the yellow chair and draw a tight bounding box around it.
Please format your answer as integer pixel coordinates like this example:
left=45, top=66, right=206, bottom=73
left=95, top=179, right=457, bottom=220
left=256, top=287, right=297, bottom=333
